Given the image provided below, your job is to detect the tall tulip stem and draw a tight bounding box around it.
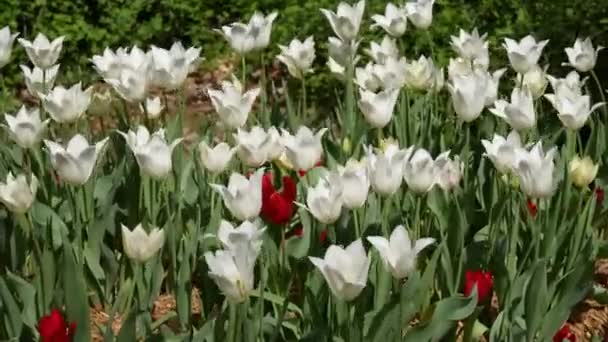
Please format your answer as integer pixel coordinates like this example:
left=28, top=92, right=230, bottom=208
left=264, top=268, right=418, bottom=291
left=590, top=69, right=608, bottom=117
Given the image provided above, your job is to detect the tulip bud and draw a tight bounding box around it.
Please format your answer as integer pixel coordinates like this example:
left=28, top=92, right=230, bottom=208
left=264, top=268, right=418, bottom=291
left=121, top=224, right=165, bottom=263
left=405, top=0, right=435, bottom=29
left=0, top=173, right=38, bottom=214
left=569, top=156, right=598, bottom=188
left=464, top=269, right=493, bottom=303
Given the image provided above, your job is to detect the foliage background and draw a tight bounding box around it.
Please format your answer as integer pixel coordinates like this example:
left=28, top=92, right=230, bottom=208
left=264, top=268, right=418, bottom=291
left=1, top=0, right=608, bottom=104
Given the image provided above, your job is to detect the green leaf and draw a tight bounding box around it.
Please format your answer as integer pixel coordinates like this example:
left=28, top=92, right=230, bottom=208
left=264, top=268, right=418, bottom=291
left=5, top=271, right=37, bottom=329
left=62, top=240, right=90, bottom=342
left=364, top=300, right=399, bottom=342
left=116, top=310, right=136, bottom=342
left=31, top=201, right=68, bottom=250
left=286, top=208, right=312, bottom=259
left=0, top=276, right=23, bottom=338
left=524, top=260, right=548, bottom=341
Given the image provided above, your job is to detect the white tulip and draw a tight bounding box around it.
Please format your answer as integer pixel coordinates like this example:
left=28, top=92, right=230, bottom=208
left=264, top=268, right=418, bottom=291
left=481, top=131, right=522, bottom=174
left=103, top=46, right=151, bottom=102
left=405, top=0, right=435, bottom=29
left=281, top=126, right=327, bottom=171
left=447, top=71, right=488, bottom=122
left=355, top=63, right=382, bottom=92
left=518, top=64, right=548, bottom=99
left=371, top=3, right=408, bottom=37
left=569, top=156, right=599, bottom=188
left=484, top=68, right=507, bottom=107
left=121, top=224, right=165, bottom=263
left=20, top=64, right=60, bottom=97
left=198, top=141, right=236, bottom=174
left=565, top=37, right=603, bottom=72
left=277, top=36, right=316, bottom=79
left=217, top=11, right=278, bottom=53
left=0, top=173, right=37, bottom=214
left=140, top=97, right=164, bottom=119
left=41, top=83, right=92, bottom=123
left=185, top=46, right=203, bottom=73
left=547, top=71, right=586, bottom=96
left=3, top=106, right=49, bottom=149
left=91, top=47, right=122, bottom=80
left=306, top=171, right=344, bottom=224
left=321, top=1, right=366, bottom=42
left=309, top=239, right=370, bottom=301
left=149, top=42, right=190, bottom=90
left=365, top=142, right=411, bottom=196
left=208, top=76, right=259, bottom=129
left=544, top=87, right=605, bottom=130
left=434, top=152, right=463, bottom=191
left=403, top=148, right=436, bottom=193
left=119, top=126, right=183, bottom=179
left=338, top=159, right=370, bottom=209
left=490, top=87, right=536, bottom=131
left=404, top=55, right=438, bottom=91
left=217, top=220, right=265, bottom=253
left=106, top=67, right=150, bottom=103
left=513, top=141, right=558, bottom=198
left=266, top=127, right=284, bottom=160
left=328, top=57, right=347, bottom=77
left=367, top=225, right=434, bottom=279
left=216, top=23, right=253, bottom=54
left=18, top=33, right=64, bottom=69
left=358, top=88, right=399, bottom=128
left=44, top=134, right=109, bottom=185
left=0, top=26, right=19, bottom=68
left=204, top=242, right=258, bottom=303
left=365, top=36, right=399, bottom=65
left=234, top=126, right=273, bottom=167
left=211, top=169, right=264, bottom=221
left=328, top=36, right=359, bottom=68
left=447, top=57, right=475, bottom=80
left=372, top=56, right=407, bottom=90
left=503, top=35, right=549, bottom=74
left=450, top=28, right=489, bottom=69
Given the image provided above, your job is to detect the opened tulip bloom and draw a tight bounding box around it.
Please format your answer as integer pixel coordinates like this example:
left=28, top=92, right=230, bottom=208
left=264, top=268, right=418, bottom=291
left=148, top=42, right=192, bottom=90
left=544, top=86, right=605, bottom=130
left=490, top=87, right=536, bottom=131
left=434, top=152, right=463, bottom=191
left=18, top=33, right=64, bottom=69
left=565, top=37, right=603, bottom=72
left=208, top=76, right=259, bottom=129
left=483, top=68, right=507, bottom=107
left=328, top=36, right=359, bottom=69
left=518, top=65, right=548, bottom=99
left=338, top=159, right=370, bottom=209
left=37, top=309, right=75, bottom=342
left=119, top=126, right=183, bottom=179
left=121, top=224, right=165, bottom=263
left=450, top=28, right=489, bottom=69
left=217, top=11, right=278, bottom=53
left=217, top=220, right=265, bottom=253
left=365, top=36, right=399, bottom=65
left=358, top=88, right=399, bottom=128
left=41, top=83, right=93, bottom=123
left=405, top=0, right=435, bottom=29
left=367, top=225, right=434, bottom=279
left=101, top=46, right=151, bottom=102
left=4, top=106, right=49, bottom=149
left=45, top=135, right=109, bottom=185
left=355, top=63, right=382, bottom=91
left=281, top=126, right=327, bottom=171
left=0, top=173, right=38, bottom=214
left=21, top=64, right=59, bottom=97
left=404, top=55, right=440, bottom=91
left=141, top=97, right=164, bottom=119
left=464, top=269, right=494, bottom=303
left=0, top=26, right=19, bottom=69
left=569, top=156, right=598, bottom=188
left=234, top=126, right=274, bottom=167
left=447, top=71, right=488, bottom=122
left=481, top=131, right=522, bottom=174
left=503, top=35, right=549, bottom=74
left=198, top=141, right=236, bottom=173
left=365, top=142, right=410, bottom=196
left=513, top=141, right=558, bottom=198
left=309, top=239, right=370, bottom=301
left=372, top=56, right=408, bottom=90
left=547, top=71, right=585, bottom=96
left=306, top=171, right=344, bottom=224
left=261, top=173, right=297, bottom=225
left=277, top=36, right=316, bottom=79
left=321, top=1, right=365, bottom=42
left=371, top=3, right=407, bottom=37
left=403, top=148, right=437, bottom=194
left=211, top=169, right=264, bottom=221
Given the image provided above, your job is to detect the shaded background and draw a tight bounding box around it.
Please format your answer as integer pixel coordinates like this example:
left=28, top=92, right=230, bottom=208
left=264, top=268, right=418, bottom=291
left=1, top=0, right=608, bottom=105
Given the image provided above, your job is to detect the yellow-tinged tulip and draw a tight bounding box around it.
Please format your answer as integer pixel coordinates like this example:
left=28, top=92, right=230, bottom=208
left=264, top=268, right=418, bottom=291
left=569, top=156, right=598, bottom=188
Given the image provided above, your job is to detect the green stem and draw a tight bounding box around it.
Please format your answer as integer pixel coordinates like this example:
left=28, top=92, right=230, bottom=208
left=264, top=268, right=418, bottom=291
left=228, top=303, right=239, bottom=342
left=414, top=196, right=422, bottom=239
left=353, top=208, right=361, bottom=239
left=241, top=55, right=247, bottom=86
left=270, top=276, right=293, bottom=342
left=590, top=69, right=608, bottom=117
left=260, top=53, right=268, bottom=126
left=301, top=77, right=307, bottom=121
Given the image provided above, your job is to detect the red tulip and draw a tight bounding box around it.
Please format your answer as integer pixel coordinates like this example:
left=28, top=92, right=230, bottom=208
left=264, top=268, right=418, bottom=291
left=319, top=229, right=328, bottom=244
left=464, top=269, right=493, bottom=303
left=261, top=173, right=297, bottom=225
left=553, top=324, right=575, bottom=342
left=38, top=309, right=75, bottom=342
left=527, top=199, right=537, bottom=218
left=596, top=187, right=605, bottom=207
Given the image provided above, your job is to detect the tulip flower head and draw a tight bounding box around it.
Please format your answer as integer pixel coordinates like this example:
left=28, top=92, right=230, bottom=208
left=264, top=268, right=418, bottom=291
left=371, top=3, right=408, bottom=37
left=372, top=56, right=408, bottom=90
left=503, top=35, right=549, bottom=74
left=198, top=141, right=236, bottom=174
left=45, top=135, right=109, bottom=185
left=569, top=156, right=598, bottom=188
left=140, top=97, right=164, bottom=119
left=217, top=220, right=265, bottom=253
left=277, top=36, right=316, bottom=79
left=321, top=1, right=366, bottom=42
left=484, top=68, right=507, bottom=107
left=513, top=141, right=558, bottom=198
left=217, top=11, right=278, bottom=54
left=518, top=64, right=548, bottom=99
left=355, top=63, right=382, bottom=92
left=434, top=152, right=463, bottom=191
left=3, top=106, right=49, bottom=149
left=41, top=83, right=93, bottom=124
left=148, top=42, right=195, bottom=90
left=553, top=324, right=576, bottom=342
left=306, top=171, right=344, bottom=224
left=447, top=70, right=488, bottom=122
left=544, top=86, right=605, bottom=130
left=367, top=225, right=434, bottom=279
left=18, top=33, right=64, bottom=69
left=365, top=36, right=399, bottom=65
left=208, top=76, right=260, bottom=129
left=405, top=0, right=435, bottom=29
left=0, top=173, right=38, bottom=214
left=404, top=55, right=440, bottom=91
left=464, top=269, right=494, bottom=303
left=261, top=173, right=297, bottom=225
left=121, top=224, right=165, bottom=263
left=211, top=169, right=264, bottom=221
left=234, top=126, right=275, bottom=167
left=403, top=148, right=437, bottom=194
left=481, top=131, right=522, bottom=174
left=547, top=71, right=586, bottom=96
left=119, top=126, right=183, bottom=179
left=365, top=141, right=411, bottom=196
left=565, top=37, right=603, bottom=72
left=327, top=37, right=359, bottom=77
left=37, top=309, right=76, bottom=342
left=358, top=88, right=399, bottom=128
left=0, top=26, right=19, bottom=69
left=490, top=87, right=536, bottom=131
left=309, top=239, right=370, bottom=301
left=21, top=64, right=60, bottom=97
left=450, top=28, right=489, bottom=69
left=281, top=126, right=327, bottom=171
left=338, top=159, right=370, bottom=209
left=102, top=46, right=151, bottom=102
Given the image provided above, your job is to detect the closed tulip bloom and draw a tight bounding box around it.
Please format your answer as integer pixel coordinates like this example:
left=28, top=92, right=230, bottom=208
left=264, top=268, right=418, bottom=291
left=18, top=33, right=64, bottom=69
left=513, top=141, right=558, bottom=198
left=121, top=224, right=165, bottom=263
left=490, top=87, right=536, bottom=131
left=211, top=169, right=264, bottom=221
left=338, top=159, right=370, bottom=209
left=261, top=173, right=297, bottom=225
left=373, top=56, right=407, bottom=90
left=281, top=126, right=327, bottom=171
left=450, top=28, right=489, bottom=69
left=41, top=83, right=93, bottom=123
left=518, top=65, right=548, bottom=99
left=565, top=37, right=603, bottom=72
left=0, top=26, right=19, bottom=69
left=434, top=152, right=463, bottom=191
left=544, top=87, right=605, bottom=130
left=44, top=135, right=109, bottom=185
left=404, top=55, right=438, bottom=91
left=198, top=141, right=236, bottom=173
left=484, top=68, right=507, bottom=107
left=208, top=76, right=260, bottom=129
left=355, top=63, right=382, bottom=92
left=503, top=35, right=549, bottom=74
left=277, top=36, right=316, bottom=79
left=37, top=309, right=75, bottom=342
left=405, top=0, right=435, bottom=29
left=371, top=3, right=407, bottom=37
left=547, top=71, right=585, bottom=96
left=21, top=64, right=60, bottom=97
left=321, top=1, right=366, bottom=42
left=365, top=36, right=399, bottom=65
left=403, top=148, right=436, bottom=194
left=365, top=142, right=411, bottom=196
left=140, top=97, right=164, bottom=119
left=481, top=131, right=522, bottom=174
left=4, top=106, right=49, bottom=149
left=119, top=126, right=183, bottom=179
left=306, top=171, right=344, bottom=224
left=367, top=225, right=434, bottom=279
left=464, top=270, right=494, bottom=303
left=0, top=173, right=38, bottom=214
left=234, top=126, right=273, bottom=167
left=569, top=156, right=598, bottom=188
left=217, top=220, right=265, bottom=253
left=447, top=71, right=488, bottom=122
left=358, top=88, right=399, bottom=128
left=309, top=239, right=370, bottom=301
